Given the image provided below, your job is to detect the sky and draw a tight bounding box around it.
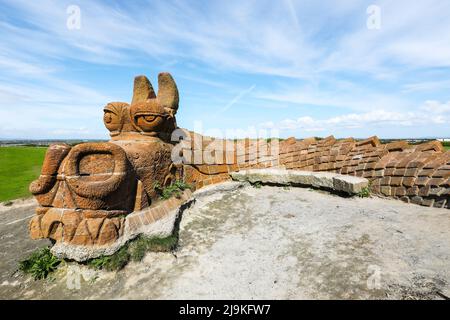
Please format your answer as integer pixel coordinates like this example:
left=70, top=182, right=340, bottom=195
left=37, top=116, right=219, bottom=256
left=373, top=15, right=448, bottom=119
left=0, top=0, right=449, bottom=140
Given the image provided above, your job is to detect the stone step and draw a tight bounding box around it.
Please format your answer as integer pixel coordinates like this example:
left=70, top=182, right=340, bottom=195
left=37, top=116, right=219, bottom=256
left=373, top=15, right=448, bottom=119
left=230, top=169, right=368, bottom=195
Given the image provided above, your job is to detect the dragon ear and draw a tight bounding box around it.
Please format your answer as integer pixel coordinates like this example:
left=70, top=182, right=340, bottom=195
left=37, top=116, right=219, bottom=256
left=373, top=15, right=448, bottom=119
left=157, top=72, right=179, bottom=117
left=131, top=75, right=156, bottom=104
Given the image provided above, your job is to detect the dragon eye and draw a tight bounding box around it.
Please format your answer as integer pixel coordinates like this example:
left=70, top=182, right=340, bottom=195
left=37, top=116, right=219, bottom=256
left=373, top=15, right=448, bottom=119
left=133, top=113, right=164, bottom=132
left=104, top=112, right=113, bottom=123
left=143, top=115, right=157, bottom=122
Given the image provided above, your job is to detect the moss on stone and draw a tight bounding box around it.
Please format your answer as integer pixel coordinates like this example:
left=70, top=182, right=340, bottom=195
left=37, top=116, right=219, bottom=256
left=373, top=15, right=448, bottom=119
left=88, top=246, right=130, bottom=271
left=129, top=234, right=178, bottom=262
left=87, top=234, right=179, bottom=271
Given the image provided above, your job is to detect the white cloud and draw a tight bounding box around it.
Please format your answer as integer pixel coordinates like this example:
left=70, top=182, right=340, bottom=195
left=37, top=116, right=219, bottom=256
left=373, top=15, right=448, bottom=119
left=421, top=100, right=450, bottom=114
left=254, top=81, right=411, bottom=113
left=264, top=102, right=450, bottom=133
left=402, top=80, right=450, bottom=93
left=319, top=1, right=450, bottom=75
left=1, top=0, right=450, bottom=138
left=3, top=0, right=450, bottom=76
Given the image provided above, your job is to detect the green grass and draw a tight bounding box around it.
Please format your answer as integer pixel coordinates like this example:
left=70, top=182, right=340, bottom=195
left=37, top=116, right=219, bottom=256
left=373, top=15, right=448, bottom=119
left=0, top=146, right=47, bottom=202
left=128, top=234, right=178, bottom=262
left=19, top=235, right=179, bottom=277
left=154, top=180, right=191, bottom=200
left=252, top=181, right=262, bottom=188
left=87, top=234, right=178, bottom=271
left=19, top=247, right=61, bottom=280
left=87, top=246, right=130, bottom=271
left=357, top=187, right=371, bottom=198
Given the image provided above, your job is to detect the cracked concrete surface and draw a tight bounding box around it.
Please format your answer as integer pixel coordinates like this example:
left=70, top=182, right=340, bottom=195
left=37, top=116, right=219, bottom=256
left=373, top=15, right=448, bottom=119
left=1, top=185, right=449, bottom=299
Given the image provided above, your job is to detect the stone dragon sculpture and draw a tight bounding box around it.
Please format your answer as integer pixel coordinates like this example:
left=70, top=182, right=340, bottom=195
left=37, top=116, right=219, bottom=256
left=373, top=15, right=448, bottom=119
left=29, top=73, right=182, bottom=247
left=28, top=72, right=450, bottom=260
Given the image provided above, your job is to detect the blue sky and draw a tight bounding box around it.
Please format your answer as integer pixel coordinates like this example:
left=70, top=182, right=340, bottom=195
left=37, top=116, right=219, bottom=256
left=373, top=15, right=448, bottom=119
left=0, top=0, right=449, bottom=140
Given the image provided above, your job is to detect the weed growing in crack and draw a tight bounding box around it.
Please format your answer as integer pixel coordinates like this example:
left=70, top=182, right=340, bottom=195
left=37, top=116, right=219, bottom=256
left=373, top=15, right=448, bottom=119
left=19, top=247, right=61, bottom=280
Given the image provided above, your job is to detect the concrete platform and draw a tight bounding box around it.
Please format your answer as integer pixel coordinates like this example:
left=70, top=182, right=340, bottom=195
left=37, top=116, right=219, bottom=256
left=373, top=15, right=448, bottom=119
left=231, top=169, right=369, bottom=194
left=1, top=185, right=449, bottom=299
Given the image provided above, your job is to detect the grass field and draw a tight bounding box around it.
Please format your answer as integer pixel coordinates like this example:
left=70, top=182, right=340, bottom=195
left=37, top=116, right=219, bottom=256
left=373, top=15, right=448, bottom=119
left=0, top=146, right=47, bottom=202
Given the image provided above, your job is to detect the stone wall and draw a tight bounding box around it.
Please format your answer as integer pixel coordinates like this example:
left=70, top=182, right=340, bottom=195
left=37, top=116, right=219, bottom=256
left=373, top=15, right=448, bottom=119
left=182, top=134, right=449, bottom=209
left=278, top=136, right=449, bottom=208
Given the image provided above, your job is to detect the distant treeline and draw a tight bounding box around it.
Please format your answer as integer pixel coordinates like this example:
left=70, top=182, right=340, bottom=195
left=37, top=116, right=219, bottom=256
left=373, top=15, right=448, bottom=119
left=378, top=138, right=437, bottom=145
left=1, top=138, right=448, bottom=148
left=0, top=140, right=107, bottom=147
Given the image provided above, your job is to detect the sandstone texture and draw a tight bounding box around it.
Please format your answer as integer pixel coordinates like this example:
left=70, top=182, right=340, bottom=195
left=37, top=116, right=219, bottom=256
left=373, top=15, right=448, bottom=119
left=29, top=73, right=182, bottom=251
left=183, top=136, right=449, bottom=209
left=51, top=189, right=193, bottom=261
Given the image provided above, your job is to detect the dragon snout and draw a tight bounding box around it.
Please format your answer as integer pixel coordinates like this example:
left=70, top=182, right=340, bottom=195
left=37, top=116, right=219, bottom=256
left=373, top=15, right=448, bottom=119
left=29, top=143, right=71, bottom=195
left=31, top=142, right=137, bottom=211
